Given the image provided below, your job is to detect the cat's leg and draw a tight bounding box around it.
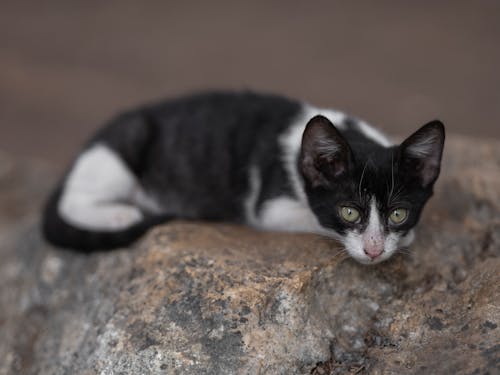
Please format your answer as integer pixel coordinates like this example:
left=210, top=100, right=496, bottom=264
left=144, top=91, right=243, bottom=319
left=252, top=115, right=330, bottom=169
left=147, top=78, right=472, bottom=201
left=245, top=167, right=337, bottom=237
left=43, top=111, right=173, bottom=251
left=58, top=143, right=146, bottom=231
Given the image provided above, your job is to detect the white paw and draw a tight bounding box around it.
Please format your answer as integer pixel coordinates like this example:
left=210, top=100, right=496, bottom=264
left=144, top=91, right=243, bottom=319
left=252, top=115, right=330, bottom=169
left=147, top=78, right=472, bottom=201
left=59, top=200, right=144, bottom=231
left=108, top=205, right=144, bottom=229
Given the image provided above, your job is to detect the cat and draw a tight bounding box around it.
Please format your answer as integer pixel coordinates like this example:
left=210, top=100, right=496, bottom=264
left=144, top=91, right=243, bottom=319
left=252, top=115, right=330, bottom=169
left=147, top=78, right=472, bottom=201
left=42, top=91, right=445, bottom=264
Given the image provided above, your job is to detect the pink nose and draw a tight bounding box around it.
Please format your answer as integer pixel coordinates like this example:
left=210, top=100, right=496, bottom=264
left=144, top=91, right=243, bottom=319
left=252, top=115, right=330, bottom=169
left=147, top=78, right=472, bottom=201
left=364, top=246, right=384, bottom=259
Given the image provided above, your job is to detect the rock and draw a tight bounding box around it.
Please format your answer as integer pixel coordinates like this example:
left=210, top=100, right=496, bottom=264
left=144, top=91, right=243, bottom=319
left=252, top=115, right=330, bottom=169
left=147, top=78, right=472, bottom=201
left=0, top=135, right=499, bottom=375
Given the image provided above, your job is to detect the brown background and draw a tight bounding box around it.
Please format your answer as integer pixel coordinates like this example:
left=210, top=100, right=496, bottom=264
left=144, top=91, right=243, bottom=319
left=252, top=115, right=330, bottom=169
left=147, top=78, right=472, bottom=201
left=1, top=1, right=499, bottom=164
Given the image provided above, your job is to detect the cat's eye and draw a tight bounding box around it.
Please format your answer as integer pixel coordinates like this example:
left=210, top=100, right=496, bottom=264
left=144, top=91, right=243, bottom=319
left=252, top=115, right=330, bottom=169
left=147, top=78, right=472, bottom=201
left=389, top=208, right=408, bottom=225
left=339, top=206, right=360, bottom=223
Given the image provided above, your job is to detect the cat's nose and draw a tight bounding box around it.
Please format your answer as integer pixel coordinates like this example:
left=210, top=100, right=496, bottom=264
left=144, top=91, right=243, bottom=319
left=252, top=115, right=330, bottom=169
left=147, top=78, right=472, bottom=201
left=364, top=246, right=384, bottom=259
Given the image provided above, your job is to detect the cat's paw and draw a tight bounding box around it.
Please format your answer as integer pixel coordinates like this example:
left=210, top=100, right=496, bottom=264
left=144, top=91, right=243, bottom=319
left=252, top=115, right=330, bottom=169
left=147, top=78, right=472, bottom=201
left=107, top=205, right=144, bottom=229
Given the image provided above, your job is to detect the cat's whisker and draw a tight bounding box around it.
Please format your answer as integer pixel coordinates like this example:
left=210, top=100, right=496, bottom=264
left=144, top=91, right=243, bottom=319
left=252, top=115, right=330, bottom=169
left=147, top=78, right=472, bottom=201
left=389, top=184, right=406, bottom=204
left=331, top=251, right=347, bottom=262
left=397, top=248, right=413, bottom=257
left=337, top=251, right=351, bottom=264
left=329, top=247, right=347, bottom=259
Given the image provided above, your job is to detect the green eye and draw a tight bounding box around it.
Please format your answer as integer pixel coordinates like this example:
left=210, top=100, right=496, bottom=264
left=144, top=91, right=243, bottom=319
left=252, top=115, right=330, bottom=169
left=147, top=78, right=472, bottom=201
left=340, top=206, right=360, bottom=223
left=389, top=208, right=408, bottom=225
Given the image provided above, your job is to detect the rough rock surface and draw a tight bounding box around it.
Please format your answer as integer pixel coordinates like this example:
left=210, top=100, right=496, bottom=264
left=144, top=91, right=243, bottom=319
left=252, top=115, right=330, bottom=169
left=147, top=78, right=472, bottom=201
left=0, top=136, right=499, bottom=375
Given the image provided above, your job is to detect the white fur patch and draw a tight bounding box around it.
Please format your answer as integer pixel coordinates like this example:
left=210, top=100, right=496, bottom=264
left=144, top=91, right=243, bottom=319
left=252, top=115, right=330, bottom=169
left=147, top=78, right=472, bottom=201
left=343, top=199, right=384, bottom=264
left=257, top=196, right=324, bottom=233
left=365, top=199, right=383, bottom=243
left=58, top=144, right=160, bottom=231
left=343, top=231, right=365, bottom=263
left=279, top=104, right=347, bottom=202
left=399, top=229, right=415, bottom=248
left=244, top=165, right=338, bottom=238
left=354, top=119, right=392, bottom=147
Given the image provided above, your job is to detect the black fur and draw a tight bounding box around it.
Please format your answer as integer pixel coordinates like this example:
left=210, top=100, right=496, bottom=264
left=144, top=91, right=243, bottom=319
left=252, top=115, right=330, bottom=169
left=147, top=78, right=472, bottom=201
left=42, top=91, right=445, bottom=254
left=300, top=116, right=444, bottom=236
left=43, top=91, right=302, bottom=251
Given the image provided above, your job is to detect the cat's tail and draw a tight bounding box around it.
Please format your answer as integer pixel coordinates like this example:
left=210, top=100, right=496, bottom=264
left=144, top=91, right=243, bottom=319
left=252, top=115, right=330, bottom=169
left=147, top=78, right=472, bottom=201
left=41, top=187, right=173, bottom=252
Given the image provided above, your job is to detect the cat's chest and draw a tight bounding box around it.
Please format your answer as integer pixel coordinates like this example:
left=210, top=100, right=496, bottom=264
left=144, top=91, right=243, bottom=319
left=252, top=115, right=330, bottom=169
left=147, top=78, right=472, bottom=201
left=251, top=196, right=323, bottom=233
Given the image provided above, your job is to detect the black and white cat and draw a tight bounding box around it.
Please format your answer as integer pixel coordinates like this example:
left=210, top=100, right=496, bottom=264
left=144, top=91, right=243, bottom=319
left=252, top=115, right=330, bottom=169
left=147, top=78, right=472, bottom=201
left=42, top=91, right=445, bottom=264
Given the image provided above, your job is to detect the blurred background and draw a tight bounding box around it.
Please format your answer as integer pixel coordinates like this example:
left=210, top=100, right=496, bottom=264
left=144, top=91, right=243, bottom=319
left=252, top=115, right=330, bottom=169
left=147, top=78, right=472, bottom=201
left=1, top=1, right=499, bottom=165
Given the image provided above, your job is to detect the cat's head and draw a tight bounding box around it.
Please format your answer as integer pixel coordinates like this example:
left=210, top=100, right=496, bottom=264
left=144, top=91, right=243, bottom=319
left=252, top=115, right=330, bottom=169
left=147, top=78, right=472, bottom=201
left=299, top=115, right=445, bottom=264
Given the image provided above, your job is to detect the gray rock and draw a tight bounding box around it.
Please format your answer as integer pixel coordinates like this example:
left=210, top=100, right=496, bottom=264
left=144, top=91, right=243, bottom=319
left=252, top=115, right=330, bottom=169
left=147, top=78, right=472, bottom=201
left=0, top=136, right=499, bottom=375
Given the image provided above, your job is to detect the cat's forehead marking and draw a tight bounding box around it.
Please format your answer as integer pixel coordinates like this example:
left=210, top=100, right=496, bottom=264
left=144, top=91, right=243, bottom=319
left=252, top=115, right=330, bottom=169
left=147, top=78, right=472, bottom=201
left=367, top=197, right=382, bottom=226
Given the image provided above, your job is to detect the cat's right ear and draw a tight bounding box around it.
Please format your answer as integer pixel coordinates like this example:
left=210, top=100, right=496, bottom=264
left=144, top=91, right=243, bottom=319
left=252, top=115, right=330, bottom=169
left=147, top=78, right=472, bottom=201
left=399, top=120, right=445, bottom=188
left=300, top=115, right=352, bottom=188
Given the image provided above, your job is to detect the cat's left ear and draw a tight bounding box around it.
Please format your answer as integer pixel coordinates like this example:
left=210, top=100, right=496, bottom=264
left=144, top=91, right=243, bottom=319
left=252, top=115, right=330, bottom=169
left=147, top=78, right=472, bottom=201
left=300, top=115, right=353, bottom=188
left=399, top=120, right=445, bottom=188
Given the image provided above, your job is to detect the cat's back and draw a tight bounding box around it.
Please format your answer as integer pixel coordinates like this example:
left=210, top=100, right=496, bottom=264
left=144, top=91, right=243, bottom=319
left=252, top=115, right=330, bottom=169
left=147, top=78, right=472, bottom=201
left=92, top=91, right=302, bottom=169
left=146, top=90, right=302, bottom=144
left=87, top=91, right=304, bottom=220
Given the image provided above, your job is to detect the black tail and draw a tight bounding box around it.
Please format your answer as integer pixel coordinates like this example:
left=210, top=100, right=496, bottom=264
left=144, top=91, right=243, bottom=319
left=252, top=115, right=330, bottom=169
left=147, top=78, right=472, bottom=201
left=42, top=187, right=173, bottom=252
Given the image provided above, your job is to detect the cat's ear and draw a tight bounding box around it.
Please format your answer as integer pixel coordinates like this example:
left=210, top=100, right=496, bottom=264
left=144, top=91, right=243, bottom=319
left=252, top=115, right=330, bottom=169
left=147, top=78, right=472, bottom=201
left=399, top=120, right=445, bottom=188
left=300, top=115, right=352, bottom=188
